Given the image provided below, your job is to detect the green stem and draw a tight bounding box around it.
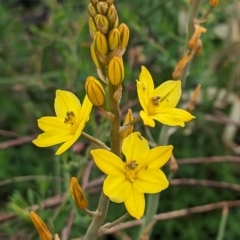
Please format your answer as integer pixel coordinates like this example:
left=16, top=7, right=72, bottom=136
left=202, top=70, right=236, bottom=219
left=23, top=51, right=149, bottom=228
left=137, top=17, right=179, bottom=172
left=180, top=0, right=202, bottom=85
left=119, top=116, right=141, bottom=132
left=216, top=206, right=228, bottom=240
left=101, top=213, right=129, bottom=230
left=83, top=83, right=121, bottom=240
left=138, top=125, right=170, bottom=239
left=82, top=131, right=110, bottom=150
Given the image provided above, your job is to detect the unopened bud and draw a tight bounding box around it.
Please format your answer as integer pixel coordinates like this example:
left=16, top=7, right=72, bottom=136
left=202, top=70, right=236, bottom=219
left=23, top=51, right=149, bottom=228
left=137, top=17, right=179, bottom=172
left=89, top=17, right=98, bottom=37
left=91, top=0, right=99, bottom=5
left=107, top=5, right=118, bottom=26
left=96, top=2, right=108, bottom=15
left=91, top=43, right=104, bottom=69
left=85, top=76, right=106, bottom=106
left=94, top=31, right=109, bottom=55
left=94, top=31, right=109, bottom=63
left=30, top=211, right=52, bottom=240
left=70, top=177, right=88, bottom=209
left=95, top=14, right=109, bottom=34
left=106, top=0, right=114, bottom=6
left=108, top=56, right=124, bottom=85
left=209, top=0, right=219, bottom=6
left=108, top=28, right=120, bottom=51
left=121, top=109, right=134, bottom=140
left=118, top=23, right=129, bottom=50
left=88, top=3, right=98, bottom=18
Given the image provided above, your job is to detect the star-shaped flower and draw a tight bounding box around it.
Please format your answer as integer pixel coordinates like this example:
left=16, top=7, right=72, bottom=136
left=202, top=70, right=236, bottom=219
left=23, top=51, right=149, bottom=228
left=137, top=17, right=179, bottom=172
left=33, top=90, right=92, bottom=155
left=91, top=132, right=172, bottom=219
left=136, top=66, right=195, bottom=127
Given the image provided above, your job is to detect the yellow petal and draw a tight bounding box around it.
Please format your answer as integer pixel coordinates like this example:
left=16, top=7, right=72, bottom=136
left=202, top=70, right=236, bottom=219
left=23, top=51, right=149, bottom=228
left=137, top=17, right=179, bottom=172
left=103, top=175, right=131, bottom=203
left=78, top=95, right=93, bottom=124
left=153, top=80, right=181, bottom=108
left=55, top=121, right=85, bottom=155
left=139, top=66, right=154, bottom=97
left=146, top=145, right=173, bottom=169
left=136, top=80, right=148, bottom=113
left=122, top=132, right=149, bottom=163
left=37, top=117, right=68, bottom=132
left=91, top=149, right=125, bottom=175
left=124, top=185, right=145, bottom=219
left=33, top=130, right=72, bottom=147
left=152, top=108, right=195, bottom=127
left=134, top=169, right=169, bottom=193
left=54, top=90, right=81, bottom=119
left=140, top=110, right=155, bottom=127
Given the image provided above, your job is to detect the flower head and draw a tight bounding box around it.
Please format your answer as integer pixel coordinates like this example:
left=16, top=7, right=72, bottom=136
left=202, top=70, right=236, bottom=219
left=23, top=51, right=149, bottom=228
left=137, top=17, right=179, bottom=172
left=91, top=132, right=172, bottom=219
left=136, top=66, right=195, bottom=127
left=33, top=90, right=92, bottom=155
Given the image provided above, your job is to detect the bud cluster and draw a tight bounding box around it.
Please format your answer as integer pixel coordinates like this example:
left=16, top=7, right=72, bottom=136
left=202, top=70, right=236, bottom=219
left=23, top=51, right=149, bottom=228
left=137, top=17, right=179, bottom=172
left=88, top=0, right=129, bottom=86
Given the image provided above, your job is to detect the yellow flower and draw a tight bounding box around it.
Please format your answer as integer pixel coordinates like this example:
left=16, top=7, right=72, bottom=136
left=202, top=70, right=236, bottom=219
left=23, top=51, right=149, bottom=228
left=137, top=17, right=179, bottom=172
left=136, top=66, right=195, bottom=127
left=33, top=90, right=92, bottom=155
left=91, top=132, right=172, bottom=219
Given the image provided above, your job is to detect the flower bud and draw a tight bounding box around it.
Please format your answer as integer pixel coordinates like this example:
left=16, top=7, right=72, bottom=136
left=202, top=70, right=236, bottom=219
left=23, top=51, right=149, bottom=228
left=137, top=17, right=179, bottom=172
left=108, top=56, right=124, bottom=85
left=89, top=17, right=98, bottom=37
left=70, top=177, right=88, bottom=209
left=106, top=0, right=114, bottom=6
left=118, top=23, right=129, bottom=50
left=85, top=76, right=106, bottom=106
left=96, top=2, right=108, bottom=15
left=121, top=109, right=134, bottom=140
left=95, top=14, right=109, bottom=34
left=88, top=3, right=98, bottom=18
left=107, top=5, right=118, bottom=26
left=209, top=0, right=219, bottom=6
left=108, top=28, right=120, bottom=51
left=30, top=211, right=52, bottom=240
left=90, top=43, right=104, bottom=69
left=94, top=31, right=109, bottom=55
left=91, top=0, right=99, bottom=5
left=94, top=31, right=109, bottom=63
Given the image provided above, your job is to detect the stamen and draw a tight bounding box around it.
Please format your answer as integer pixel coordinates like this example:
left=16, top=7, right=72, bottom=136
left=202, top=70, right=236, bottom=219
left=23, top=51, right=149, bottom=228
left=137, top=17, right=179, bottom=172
left=125, top=160, right=138, bottom=170
left=151, top=96, right=161, bottom=106
left=64, top=111, right=75, bottom=125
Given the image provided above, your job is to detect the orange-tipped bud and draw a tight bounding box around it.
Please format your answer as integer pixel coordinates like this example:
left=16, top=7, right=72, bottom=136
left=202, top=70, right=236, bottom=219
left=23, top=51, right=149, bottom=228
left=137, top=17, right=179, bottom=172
left=121, top=109, right=134, bottom=140
left=85, top=76, right=106, bottom=106
left=108, top=28, right=121, bottom=51
left=88, top=3, right=98, bottom=18
left=89, top=17, right=98, bottom=38
left=70, top=177, right=88, bottom=209
left=107, top=56, right=124, bottom=85
left=118, top=23, right=129, bottom=50
left=30, top=211, right=52, bottom=240
left=209, top=0, right=219, bottom=6
left=96, top=2, right=108, bottom=15
left=95, top=14, right=109, bottom=34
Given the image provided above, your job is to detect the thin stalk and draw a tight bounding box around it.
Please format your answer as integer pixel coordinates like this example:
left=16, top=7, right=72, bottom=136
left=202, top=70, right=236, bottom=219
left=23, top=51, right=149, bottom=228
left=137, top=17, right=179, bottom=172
left=180, top=0, right=202, bottom=85
left=138, top=125, right=170, bottom=240
left=83, top=83, right=121, bottom=240
left=82, top=131, right=110, bottom=150
left=216, top=206, right=229, bottom=240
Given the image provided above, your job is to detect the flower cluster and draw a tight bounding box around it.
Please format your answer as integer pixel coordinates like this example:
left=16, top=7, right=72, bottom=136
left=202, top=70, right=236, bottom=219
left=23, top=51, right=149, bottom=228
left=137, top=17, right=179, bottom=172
left=30, top=0, right=196, bottom=238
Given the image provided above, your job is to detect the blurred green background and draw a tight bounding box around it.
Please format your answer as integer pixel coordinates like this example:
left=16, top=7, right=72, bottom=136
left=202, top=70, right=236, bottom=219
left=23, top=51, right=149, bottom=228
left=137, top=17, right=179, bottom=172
left=0, top=0, right=240, bottom=239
